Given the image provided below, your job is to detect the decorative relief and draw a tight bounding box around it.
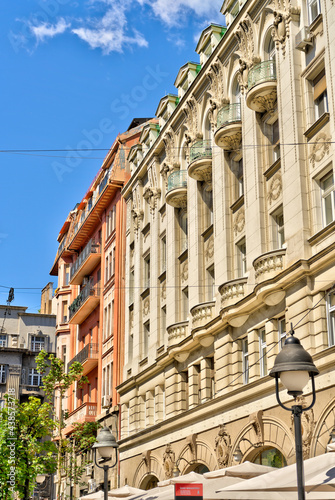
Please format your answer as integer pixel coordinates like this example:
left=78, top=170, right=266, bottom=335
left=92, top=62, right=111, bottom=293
left=215, top=425, right=231, bottom=468
left=163, top=444, right=175, bottom=479
left=131, top=208, right=144, bottom=234
left=309, top=133, right=331, bottom=168
left=208, top=61, right=225, bottom=109
left=186, top=434, right=197, bottom=459
left=143, top=297, right=150, bottom=317
left=180, top=261, right=188, bottom=283
left=248, top=90, right=278, bottom=114
left=220, top=278, right=247, bottom=307
left=142, top=450, right=151, bottom=471
left=143, top=185, right=161, bottom=213
left=205, top=234, right=214, bottom=261
left=235, top=17, right=260, bottom=92
left=290, top=396, right=314, bottom=459
left=267, top=172, right=282, bottom=205
left=233, top=207, right=245, bottom=236
left=271, top=0, right=301, bottom=56
left=184, top=97, right=198, bottom=140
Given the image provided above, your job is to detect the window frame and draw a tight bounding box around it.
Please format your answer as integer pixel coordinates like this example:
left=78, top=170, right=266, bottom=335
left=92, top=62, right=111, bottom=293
left=242, top=337, right=249, bottom=384
left=259, top=328, right=267, bottom=377
left=326, top=290, right=335, bottom=347
left=320, top=171, right=335, bottom=227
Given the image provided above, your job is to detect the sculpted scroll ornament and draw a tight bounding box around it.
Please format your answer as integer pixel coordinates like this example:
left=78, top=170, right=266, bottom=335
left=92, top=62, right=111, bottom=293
left=309, top=133, right=331, bottom=168
left=271, top=0, right=301, bottom=56
left=215, top=425, right=231, bottom=467
left=267, top=172, right=282, bottom=205
left=143, top=186, right=161, bottom=213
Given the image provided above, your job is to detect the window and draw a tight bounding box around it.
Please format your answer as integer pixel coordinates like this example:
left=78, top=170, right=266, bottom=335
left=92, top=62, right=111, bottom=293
left=242, top=338, right=249, bottom=384
left=61, top=302, right=68, bottom=323
left=181, top=287, right=189, bottom=320
left=321, top=172, right=335, bottom=226
left=129, top=268, right=135, bottom=304
left=0, top=335, right=7, bottom=347
left=232, top=157, right=244, bottom=199
left=178, top=209, right=188, bottom=253
left=28, top=368, right=42, bottom=386
left=327, top=290, right=335, bottom=346
left=259, top=328, right=267, bottom=377
left=160, top=235, right=166, bottom=273
left=64, top=264, right=70, bottom=286
left=237, top=238, right=247, bottom=276
left=143, top=321, right=150, bottom=357
left=160, top=306, right=166, bottom=338
left=201, top=183, right=213, bottom=229
left=313, top=69, right=328, bottom=120
left=278, top=317, right=286, bottom=349
left=205, top=265, right=215, bottom=301
left=271, top=120, right=280, bottom=163
left=62, top=346, right=67, bottom=367
left=272, top=208, right=285, bottom=248
left=31, top=336, right=45, bottom=352
left=0, top=365, right=6, bottom=384
left=144, top=254, right=150, bottom=290
left=308, top=0, right=321, bottom=23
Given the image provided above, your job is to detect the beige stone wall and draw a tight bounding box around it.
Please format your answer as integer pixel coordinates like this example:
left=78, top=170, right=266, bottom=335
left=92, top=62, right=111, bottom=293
left=119, top=0, right=335, bottom=488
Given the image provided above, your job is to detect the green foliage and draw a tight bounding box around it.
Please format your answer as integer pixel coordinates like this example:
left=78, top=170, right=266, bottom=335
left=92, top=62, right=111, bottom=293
left=72, top=421, right=101, bottom=453
left=0, top=395, right=57, bottom=500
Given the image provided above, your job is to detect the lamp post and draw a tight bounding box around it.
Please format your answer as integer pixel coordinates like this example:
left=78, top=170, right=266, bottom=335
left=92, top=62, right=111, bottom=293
left=269, top=328, right=319, bottom=500
left=92, top=426, right=119, bottom=500
left=35, top=474, right=46, bottom=500
left=232, top=437, right=254, bottom=463
left=172, top=457, right=194, bottom=477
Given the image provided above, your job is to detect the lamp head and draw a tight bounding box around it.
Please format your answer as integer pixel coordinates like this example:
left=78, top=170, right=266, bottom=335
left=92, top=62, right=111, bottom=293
left=92, top=426, right=119, bottom=459
left=269, top=330, right=319, bottom=397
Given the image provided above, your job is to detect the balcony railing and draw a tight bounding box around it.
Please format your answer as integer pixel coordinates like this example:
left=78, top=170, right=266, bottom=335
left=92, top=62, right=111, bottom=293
left=217, top=103, right=241, bottom=128
left=68, top=281, right=100, bottom=321
left=70, top=239, right=100, bottom=282
left=248, top=60, right=276, bottom=90
left=167, top=170, right=187, bottom=193
left=67, top=343, right=99, bottom=371
left=189, top=140, right=212, bottom=163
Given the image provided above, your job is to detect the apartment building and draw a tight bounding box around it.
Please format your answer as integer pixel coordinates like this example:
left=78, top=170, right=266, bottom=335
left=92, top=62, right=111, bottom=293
left=118, top=0, right=335, bottom=488
left=50, top=119, right=154, bottom=497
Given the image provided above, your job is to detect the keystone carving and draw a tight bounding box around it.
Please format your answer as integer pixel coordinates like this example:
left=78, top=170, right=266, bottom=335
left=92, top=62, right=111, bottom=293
left=249, top=410, right=264, bottom=447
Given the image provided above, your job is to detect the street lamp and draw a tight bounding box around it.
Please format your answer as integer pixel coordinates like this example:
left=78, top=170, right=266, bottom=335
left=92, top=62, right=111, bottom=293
left=232, top=437, right=254, bottom=463
left=172, top=457, right=194, bottom=477
left=92, top=426, right=119, bottom=500
left=269, top=328, right=319, bottom=500
left=35, top=474, right=46, bottom=500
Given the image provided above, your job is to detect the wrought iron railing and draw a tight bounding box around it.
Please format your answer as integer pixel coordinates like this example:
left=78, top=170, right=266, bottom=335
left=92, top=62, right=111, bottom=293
left=70, top=239, right=100, bottom=281
left=68, top=281, right=100, bottom=320
left=248, top=60, right=276, bottom=90
left=67, top=343, right=99, bottom=371
left=190, top=140, right=212, bottom=163
left=167, top=170, right=187, bottom=193
left=217, top=103, right=241, bottom=128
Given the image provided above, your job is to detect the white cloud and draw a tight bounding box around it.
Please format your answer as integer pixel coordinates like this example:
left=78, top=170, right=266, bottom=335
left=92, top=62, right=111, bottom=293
left=72, top=1, right=148, bottom=54
left=30, top=18, right=70, bottom=43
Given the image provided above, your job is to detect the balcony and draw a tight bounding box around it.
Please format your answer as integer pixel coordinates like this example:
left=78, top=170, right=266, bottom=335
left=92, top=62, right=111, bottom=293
left=67, top=343, right=99, bottom=375
left=65, top=402, right=98, bottom=427
left=214, top=103, right=242, bottom=150
left=167, top=320, right=189, bottom=347
left=188, top=140, right=212, bottom=183
left=68, top=281, right=100, bottom=325
left=166, top=170, right=188, bottom=208
left=253, top=248, right=286, bottom=283
left=246, top=60, right=277, bottom=113
left=69, top=239, right=101, bottom=285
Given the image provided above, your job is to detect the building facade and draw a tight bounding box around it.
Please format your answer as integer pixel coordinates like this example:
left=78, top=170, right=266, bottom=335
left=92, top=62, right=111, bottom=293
left=50, top=120, right=155, bottom=498
left=118, top=0, right=335, bottom=488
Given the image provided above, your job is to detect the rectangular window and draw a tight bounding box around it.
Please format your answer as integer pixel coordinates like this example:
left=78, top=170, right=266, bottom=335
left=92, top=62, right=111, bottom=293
left=272, top=208, right=285, bottom=248
left=181, top=287, right=189, bottom=320
left=0, top=335, right=7, bottom=347
left=0, top=365, right=6, bottom=384
left=242, top=338, right=249, bottom=384
left=272, top=120, right=280, bottom=163
left=129, top=268, right=135, bottom=304
left=278, top=316, right=286, bottom=349
left=31, top=336, right=45, bottom=352
left=308, top=0, right=321, bottom=23
left=237, top=238, right=247, bottom=276
left=144, top=254, right=150, bottom=290
left=205, top=265, right=215, bottom=301
left=321, top=172, right=335, bottom=226
left=28, top=368, right=42, bottom=386
left=161, top=235, right=166, bottom=273
left=62, top=346, right=67, bottom=366
left=327, top=290, right=335, bottom=346
left=143, top=321, right=150, bottom=357
left=64, top=264, right=70, bottom=286
left=259, top=328, right=267, bottom=377
left=61, top=302, right=68, bottom=323
left=313, top=69, right=328, bottom=120
left=160, top=306, right=166, bottom=338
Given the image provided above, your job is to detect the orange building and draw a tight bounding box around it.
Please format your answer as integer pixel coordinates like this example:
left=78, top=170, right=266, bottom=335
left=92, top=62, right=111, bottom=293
left=50, top=119, right=154, bottom=497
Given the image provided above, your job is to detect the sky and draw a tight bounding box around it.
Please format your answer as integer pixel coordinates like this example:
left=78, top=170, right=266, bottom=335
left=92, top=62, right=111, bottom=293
left=0, top=0, right=225, bottom=313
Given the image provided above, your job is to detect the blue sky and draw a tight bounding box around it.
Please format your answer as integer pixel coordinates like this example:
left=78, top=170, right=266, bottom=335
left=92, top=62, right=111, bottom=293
left=0, top=0, right=224, bottom=312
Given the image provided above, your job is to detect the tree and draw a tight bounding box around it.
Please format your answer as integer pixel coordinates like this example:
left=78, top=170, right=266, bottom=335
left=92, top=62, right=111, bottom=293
left=0, top=395, right=57, bottom=500
left=36, top=350, right=88, bottom=500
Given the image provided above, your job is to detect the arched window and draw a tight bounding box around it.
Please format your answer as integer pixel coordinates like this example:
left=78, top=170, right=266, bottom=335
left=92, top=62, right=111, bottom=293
left=266, top=37, right=276, bottom=60
left=253, top=447, right=287, bottom=468
left=140, top=475, right=159, bottom=490
left=232, top=78, right=241, bottom=104
left=204, top=115, right=212, bottom=141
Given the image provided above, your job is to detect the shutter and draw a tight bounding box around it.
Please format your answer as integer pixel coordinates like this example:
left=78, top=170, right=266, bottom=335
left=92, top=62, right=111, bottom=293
left=313, top=71, right=326, bottom=100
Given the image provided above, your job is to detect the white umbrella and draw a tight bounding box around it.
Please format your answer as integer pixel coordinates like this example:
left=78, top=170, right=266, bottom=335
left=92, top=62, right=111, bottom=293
left=79, top=492, right=105, bottom=500
left=216, top=452, right=335, bottom=499
left=109, top=485, right=145, bottom=497
left=204, top=461, right=277, bottom=479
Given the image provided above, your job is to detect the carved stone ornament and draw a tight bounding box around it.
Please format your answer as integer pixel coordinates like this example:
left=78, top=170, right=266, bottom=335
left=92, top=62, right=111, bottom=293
left=185, top=97, right=198, bottom=139
left=181, top=261, right=189, bottom=282
left=142, top=450, right=151, bottom=471
left=290, top=396, right=314, bottom=459
left=271, top=0, right=301, bottom=56
left=131, top=207, right=144, bottom=233
left=215, top=424, right=232, bottom=468
left=186, top=434, right=197, bottom=459
left=208, top=61, right=225, bottom=109
left=163, top=444, right=176, bottom=479
left=233, top=208, right=245, bottom=235
left=249, top=410, right=264, bottom=447
left=235, top=17, right=260, bottom=92
left=249, top=90, right=278, bottom=114
left=205, top=234, right=214, bottom=261
left=267, top=172, right=282, bottom=205
left=143, top=185, right=161, bottom=213
left=309, top=133, right=331, bottom=168
left=143, top=297, right=150, bottom=317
